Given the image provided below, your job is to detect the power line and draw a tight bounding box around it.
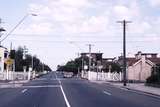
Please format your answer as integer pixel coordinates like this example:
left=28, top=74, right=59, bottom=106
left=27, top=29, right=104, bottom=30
left=7, top=33, right=160, bottom=37
left=6, top=38, right=159, bottom=43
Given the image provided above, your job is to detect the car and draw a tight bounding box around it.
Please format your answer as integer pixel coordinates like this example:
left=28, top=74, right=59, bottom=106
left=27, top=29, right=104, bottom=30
left=63, top=72, right=73, bottom=78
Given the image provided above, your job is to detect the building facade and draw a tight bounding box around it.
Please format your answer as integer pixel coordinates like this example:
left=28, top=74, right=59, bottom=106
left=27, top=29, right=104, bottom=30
left=118, top=51, right=160, bottom=82
left=0, top=46, right=9, bottom=72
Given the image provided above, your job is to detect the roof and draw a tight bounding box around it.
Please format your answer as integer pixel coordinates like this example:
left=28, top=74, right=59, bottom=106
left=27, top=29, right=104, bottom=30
left=147, top=58, right=160, bottom=64
left=118, top=57, right=139, bottom=66
left=127, top=58, right=139, bottom=66
left=102, top=58, right=116, bottom=62
left=81, top=53, right=103, bottom=55
left=135, top=51, right=158, bottom=56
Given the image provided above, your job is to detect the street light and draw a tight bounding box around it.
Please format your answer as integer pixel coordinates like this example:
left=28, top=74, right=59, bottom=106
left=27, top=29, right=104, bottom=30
left=0, top=13, right=37, bottom=43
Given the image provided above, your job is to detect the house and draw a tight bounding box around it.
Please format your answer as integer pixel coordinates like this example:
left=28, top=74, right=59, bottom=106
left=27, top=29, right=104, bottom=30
left=0, top=46, right=9, bottom=72
left=117, top=51, right=160, bottom=82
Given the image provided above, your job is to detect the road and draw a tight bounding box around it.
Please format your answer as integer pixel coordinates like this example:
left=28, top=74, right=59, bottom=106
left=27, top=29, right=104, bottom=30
left=0, top=72, right=160, bottom=107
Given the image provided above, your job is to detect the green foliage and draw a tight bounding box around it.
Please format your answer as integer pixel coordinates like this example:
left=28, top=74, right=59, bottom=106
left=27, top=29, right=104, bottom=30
left=57, top=57, right=86, bottom=74
left=14, top=46, right=52, bottom=72
left=57, top=56, right=121, bottom=74
left=146, top=64, right=160, bottom=84
left=102, top=62, right=121, bottom=73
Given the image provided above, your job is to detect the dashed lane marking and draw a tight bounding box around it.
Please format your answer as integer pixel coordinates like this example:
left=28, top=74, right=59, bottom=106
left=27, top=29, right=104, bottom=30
left=21, top=89, right=28, bottom=93
left=103, top=91, right=112, bottom=96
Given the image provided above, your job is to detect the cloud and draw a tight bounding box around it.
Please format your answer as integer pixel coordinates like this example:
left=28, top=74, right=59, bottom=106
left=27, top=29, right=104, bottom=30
left=26, top=0, right=110, bottom=34
left=10, top=0, right=160, bottom=69
left=113, top=5, right=131, bottom=19
left=58, top=0, right=91, bottom=7
left=149, top=0, right=160, bottom=7
left=15, top=22, right=53, bottom=35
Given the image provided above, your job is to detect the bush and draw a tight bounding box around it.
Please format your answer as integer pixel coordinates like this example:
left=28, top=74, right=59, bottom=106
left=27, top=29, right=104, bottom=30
left=146, top=74, right=160, bottom=84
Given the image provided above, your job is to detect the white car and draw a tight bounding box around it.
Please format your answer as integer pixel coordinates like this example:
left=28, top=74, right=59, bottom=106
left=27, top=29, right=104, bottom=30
left=63, top=72, right=73, bottom=78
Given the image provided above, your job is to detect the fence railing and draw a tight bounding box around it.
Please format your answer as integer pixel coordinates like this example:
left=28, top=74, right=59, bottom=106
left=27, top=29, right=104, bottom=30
left=82, top=71, right=122, bottom=81
left=0, top=71, right=48, bottom=80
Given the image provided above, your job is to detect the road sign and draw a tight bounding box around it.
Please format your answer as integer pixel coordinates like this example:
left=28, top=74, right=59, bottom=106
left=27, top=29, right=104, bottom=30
left=5, top=58, right=13, bottom=65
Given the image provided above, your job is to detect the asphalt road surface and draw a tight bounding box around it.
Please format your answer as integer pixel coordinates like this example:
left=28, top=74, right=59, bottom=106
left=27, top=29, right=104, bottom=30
left=0, top=72, right=160, bottom=107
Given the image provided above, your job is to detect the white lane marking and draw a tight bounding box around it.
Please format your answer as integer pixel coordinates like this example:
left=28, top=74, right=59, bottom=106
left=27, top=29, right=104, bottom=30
left=103, top=91, right=111, bottom=96
left=21, top=89, right=28, bottom=93
left=60, top=85, right=71, bottom=107
left=35, top=78, right=58, bottom=80
left=55, top=72, right=61, bottom=85
left=120, top=87, right=129, bottom=91
left=55, top=72, right=71, bottom=107
left=58, top=79, right=61, bottom=84
left=21, top=85, right=60, bottom=88
left=54, top=72, right=58, bottom=79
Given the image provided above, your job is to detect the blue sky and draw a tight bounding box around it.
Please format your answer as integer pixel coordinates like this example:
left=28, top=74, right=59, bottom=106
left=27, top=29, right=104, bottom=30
left=1, top=0, right=160, bottom=70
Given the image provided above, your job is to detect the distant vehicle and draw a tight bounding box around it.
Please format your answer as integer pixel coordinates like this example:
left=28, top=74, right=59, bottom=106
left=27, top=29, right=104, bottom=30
left=63, top=72, right=73, bottom=78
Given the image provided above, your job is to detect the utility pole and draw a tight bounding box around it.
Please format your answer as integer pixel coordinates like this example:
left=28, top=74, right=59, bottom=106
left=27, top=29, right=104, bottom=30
left=32, top=55, right=34, bottom=71
left=23, top=46, right=28, bottom=73
left=86, top=44, right=94, bottom=72
left=77, top=53, right=80, bottom=77
left=117, top=20, right=131, bottom=86
left=42, top=63, right=44, bottom=72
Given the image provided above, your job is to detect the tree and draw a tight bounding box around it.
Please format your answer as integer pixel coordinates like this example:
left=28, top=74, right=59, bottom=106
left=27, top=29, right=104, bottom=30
left=102, top=62, right=121, bottom=73
left=15, top=47, right=24, bottom=71
left=57, top=59, right=80, bottom=74
left=14, top=46, right=52, bottom=72
left=146, top=64, right=160, bottom=84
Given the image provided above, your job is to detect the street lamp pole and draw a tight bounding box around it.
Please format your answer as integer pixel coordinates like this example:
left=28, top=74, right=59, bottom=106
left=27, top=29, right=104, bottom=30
left=0, top=13, right=37, bottom=43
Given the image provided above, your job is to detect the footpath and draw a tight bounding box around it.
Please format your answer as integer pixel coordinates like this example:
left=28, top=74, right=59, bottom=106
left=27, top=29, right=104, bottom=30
left=0, top=80, right=29, bottom=88
left=92, top=81, right=160, bottom=97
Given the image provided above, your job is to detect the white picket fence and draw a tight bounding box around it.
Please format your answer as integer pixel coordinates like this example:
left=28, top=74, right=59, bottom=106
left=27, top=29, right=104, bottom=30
left=0, top=72, right=31, bottom=80
left=82, top=71, right=122, bottom=81
left=0, top=71, right=47, bottom=80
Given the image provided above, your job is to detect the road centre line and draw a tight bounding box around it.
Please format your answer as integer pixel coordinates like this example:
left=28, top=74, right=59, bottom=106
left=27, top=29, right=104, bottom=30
left=55, top=72, right=71, bottom=107
left=60, top=85, right=71, bottom=107
left=103, top=91, right=112, bottom=96
left=54, top=72, right=61, bottom=85
left=58, top=79, right=61, bottom=84
left=54, top=72, right=58, bottom=79
left=21, top=89, right=28, bottom=93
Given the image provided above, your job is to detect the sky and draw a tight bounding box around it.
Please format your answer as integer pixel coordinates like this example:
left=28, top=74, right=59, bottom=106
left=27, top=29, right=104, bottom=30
left=1, top=0, right=160, bottom=70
